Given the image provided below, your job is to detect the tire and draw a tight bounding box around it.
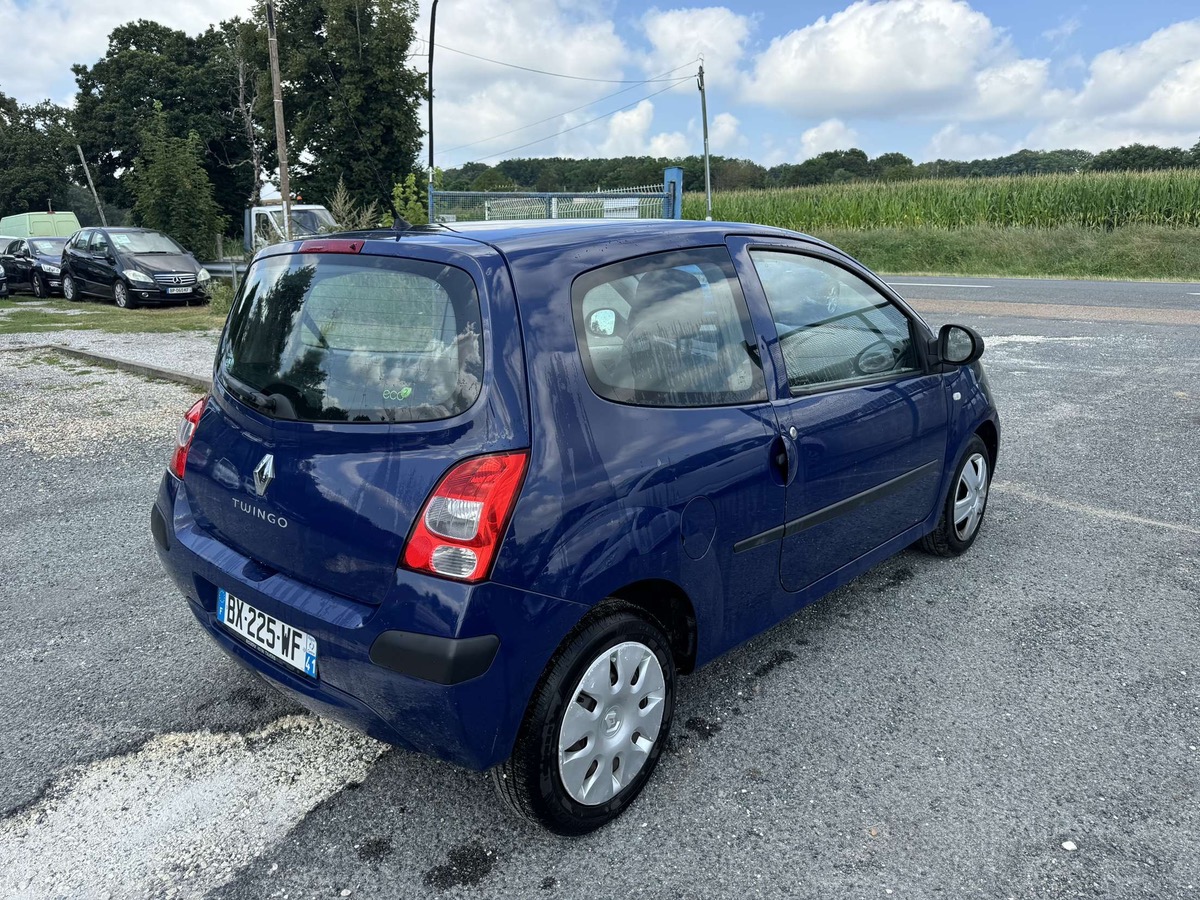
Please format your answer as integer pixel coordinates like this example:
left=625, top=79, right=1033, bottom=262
left=62, top=272, right=79, bottom=301
left=113, top=280, right=137, bottom=309
left=492, top=604, right=676, bottom=835
left=31, top=272, right=45, bottom=299
left=921, top=434, right=991, bottom=557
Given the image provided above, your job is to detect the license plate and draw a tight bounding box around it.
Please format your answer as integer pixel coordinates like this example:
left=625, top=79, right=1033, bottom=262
left=167, top=286, right=192, bottom=294
left=217, top=588, right=318, bottom=677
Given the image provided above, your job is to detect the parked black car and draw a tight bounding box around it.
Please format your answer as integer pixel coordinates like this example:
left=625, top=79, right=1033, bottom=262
left=61, top=228, right=211, bottom=308
left=1, top=237, right=67, bottom=297
left=0, top=260, right=8, bottom=299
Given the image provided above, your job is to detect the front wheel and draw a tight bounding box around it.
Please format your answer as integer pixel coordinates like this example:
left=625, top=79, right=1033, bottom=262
left=113, top=280, right=137, bottom=309
left=492, top=605, right=676, bottom=835
left=62, top=272, right=79, bottom=301
left=31, top=272, right=46, bottom=298
left=921, top=434, right=991, bottom=557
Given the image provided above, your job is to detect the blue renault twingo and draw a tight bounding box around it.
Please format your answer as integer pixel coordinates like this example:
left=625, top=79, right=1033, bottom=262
left=151, top=220, right=999, bottom=834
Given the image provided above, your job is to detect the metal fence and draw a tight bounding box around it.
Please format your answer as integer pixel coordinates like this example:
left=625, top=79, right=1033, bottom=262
left=429, top=167, right=683, bottom=224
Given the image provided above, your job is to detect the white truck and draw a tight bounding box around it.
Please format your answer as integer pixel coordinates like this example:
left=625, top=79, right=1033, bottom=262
left=243, top=203, right=338, bottom=251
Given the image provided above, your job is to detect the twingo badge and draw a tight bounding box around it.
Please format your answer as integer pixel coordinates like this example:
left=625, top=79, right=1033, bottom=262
left=253, top=453, right=275, bottom=497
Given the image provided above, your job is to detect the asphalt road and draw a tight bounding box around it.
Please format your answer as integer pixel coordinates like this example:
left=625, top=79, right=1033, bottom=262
left=0, top=279, right=1197, bottom=899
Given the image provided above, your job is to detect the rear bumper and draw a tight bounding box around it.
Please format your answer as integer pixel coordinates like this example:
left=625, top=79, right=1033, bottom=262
left=152, top=474, right=588, bottom=770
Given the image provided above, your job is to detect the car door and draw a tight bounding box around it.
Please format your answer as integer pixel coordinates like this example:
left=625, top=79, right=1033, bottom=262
left=66, top=230, right=92, bottom=289
left=88, top=231, right=116, bottom=296
left=13, top=240, right=34, bottom=289
left=560, top=245, right=789, bottom=652
left=729, top=238, right=949, bottom=594
left=1, top=241, right=24, bottom=290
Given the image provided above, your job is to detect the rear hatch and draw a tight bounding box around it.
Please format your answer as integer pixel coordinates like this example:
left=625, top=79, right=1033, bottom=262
left=184, top=238, right=528, bottom=603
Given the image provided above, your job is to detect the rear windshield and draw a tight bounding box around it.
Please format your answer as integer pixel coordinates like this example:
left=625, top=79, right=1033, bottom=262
left=218, top=253, right=484, bottom=423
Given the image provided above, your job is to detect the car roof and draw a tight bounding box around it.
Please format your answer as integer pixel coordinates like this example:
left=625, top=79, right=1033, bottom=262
left=334, top=218, right=837, bottom=257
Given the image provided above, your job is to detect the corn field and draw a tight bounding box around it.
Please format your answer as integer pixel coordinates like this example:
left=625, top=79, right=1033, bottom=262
left=685, top=170, right=1200, bottom=230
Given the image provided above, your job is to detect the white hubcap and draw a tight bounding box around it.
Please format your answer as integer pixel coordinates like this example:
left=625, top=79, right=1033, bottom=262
left=557, top=641, right=666, bottom=806
left=953, top=452, right=989, bottom=541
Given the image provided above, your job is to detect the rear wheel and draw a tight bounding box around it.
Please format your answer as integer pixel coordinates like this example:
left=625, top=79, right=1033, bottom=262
left=492, top=605, right=675, bottom=835
left=921, top=434, right=990, bottom=557
left=113, top=280, right=137, bottom=309
left=62, top=272, right=79, bottom=301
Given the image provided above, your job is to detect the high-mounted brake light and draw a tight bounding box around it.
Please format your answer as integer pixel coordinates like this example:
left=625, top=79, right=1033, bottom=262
left=169, top=397, right=207, bottom=479
left=297, top=239, right=364, bottom=254
left=403, top=451, right=529, bottom=583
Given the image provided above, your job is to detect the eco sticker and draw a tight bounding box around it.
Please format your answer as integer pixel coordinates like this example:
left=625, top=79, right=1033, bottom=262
left=382, top=385, right=413, bottom=402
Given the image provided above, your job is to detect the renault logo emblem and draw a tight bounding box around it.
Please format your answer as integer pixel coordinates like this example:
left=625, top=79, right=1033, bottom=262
left=253, top=454, right=275, bottom=497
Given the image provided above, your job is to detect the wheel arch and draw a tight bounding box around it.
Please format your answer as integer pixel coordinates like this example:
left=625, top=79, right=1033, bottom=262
left=975, top=417, right=999, bottom=471
left=600, top=579, right=698, bottom=675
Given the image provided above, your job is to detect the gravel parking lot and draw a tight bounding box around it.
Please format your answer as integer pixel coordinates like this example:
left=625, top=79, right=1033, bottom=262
left=0, top=286, right=1197, bottom=899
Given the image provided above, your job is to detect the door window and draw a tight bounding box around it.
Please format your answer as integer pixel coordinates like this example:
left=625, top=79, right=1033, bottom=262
left=573, top=247, right=765, bottom=407
left=750, top=251, right=919, bottom=392
left=88, top=232, right=110, bottom=254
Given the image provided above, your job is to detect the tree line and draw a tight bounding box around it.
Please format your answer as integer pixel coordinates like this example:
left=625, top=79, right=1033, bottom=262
left=443, top=143, right=1200, bottom=195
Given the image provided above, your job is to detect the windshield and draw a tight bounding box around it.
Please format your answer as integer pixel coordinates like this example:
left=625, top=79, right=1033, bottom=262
left=219, top=253, right=483, bottom=423
left=109, top=231, right=186, bottom=255
left=268, top=207, right=338, bottom=237
left=31, top=239, right=67, bottom=256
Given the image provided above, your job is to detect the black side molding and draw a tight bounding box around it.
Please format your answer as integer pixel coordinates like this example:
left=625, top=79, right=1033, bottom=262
left=734, top=459, right=940, bottom=554
left=369, top=631, right=500, bottom=685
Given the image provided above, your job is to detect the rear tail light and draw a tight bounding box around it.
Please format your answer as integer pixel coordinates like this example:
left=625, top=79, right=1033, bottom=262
left=403, top=451, right=529, bottom=583
left=169, top=396, right=207, bottom=479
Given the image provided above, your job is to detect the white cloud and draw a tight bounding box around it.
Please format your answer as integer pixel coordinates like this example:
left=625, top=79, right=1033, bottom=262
left=594, top=100, right=691, bottom=158
left=639, top=6, right=752, bottom=88
left=709, top=112, right=748, bottom=155
left=743, top=0, right=1002, bottom=117
left=0, top=0, right=251, bottom=106
left=968, top=59, right=1063, bottom=121
left=1024, top=20, right=1200, bottom=151
left=1043, top=16, right=1081, bottom=45
left=923, top=124, right=1012, bottom=160
left=801, top=119, right=859, bottom=158
left=417, top=0, right=634, bottom=164
left=1075, top=20, right=1200, bottom=118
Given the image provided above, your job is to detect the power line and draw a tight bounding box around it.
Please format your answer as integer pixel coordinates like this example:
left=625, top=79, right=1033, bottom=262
left=469, top=81, right=687, bottom=163
left=437, top=75, right=692, bottom=157
left=434, top=43, right=698, bottom=84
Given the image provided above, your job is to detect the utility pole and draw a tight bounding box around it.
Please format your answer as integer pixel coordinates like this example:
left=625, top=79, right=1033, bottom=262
left=428, top=0, right=439, bottom=222
left=74, top=144, right=107, bottom=227
left=266, top=1, right=292, bottom=240
left=697, top=62, right=713, bottom=221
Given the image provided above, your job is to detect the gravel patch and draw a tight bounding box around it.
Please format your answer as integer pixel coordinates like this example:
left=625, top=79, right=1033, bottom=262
left=0, top=716, right=386, bottom=900
left=0, top=350, right=205, bottom=460
left=0, top=329, right=219, bottom=382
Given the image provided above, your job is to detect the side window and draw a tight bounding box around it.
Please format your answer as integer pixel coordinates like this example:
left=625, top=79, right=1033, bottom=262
left=70, top=231, right=90, bottom=251
left=3, top=240, right=19, bottom=255
left=750, top=250, right=920, bottom=392
left=88, top=232, right=108, bottom=253
left=573, top=247, right=765, bottom=407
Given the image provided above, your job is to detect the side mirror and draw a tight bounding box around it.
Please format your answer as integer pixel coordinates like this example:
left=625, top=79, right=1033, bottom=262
left=587, top=308, right=617, bottom=337
left=937, top=323, right=984, bottom=366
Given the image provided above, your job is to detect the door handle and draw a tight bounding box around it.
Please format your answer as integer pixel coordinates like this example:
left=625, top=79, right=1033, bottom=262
left=770, top=433, right=799, bottom=486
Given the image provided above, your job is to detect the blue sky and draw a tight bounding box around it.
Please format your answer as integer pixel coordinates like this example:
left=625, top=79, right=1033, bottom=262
left=3, top=0, right=1199, bottom=171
